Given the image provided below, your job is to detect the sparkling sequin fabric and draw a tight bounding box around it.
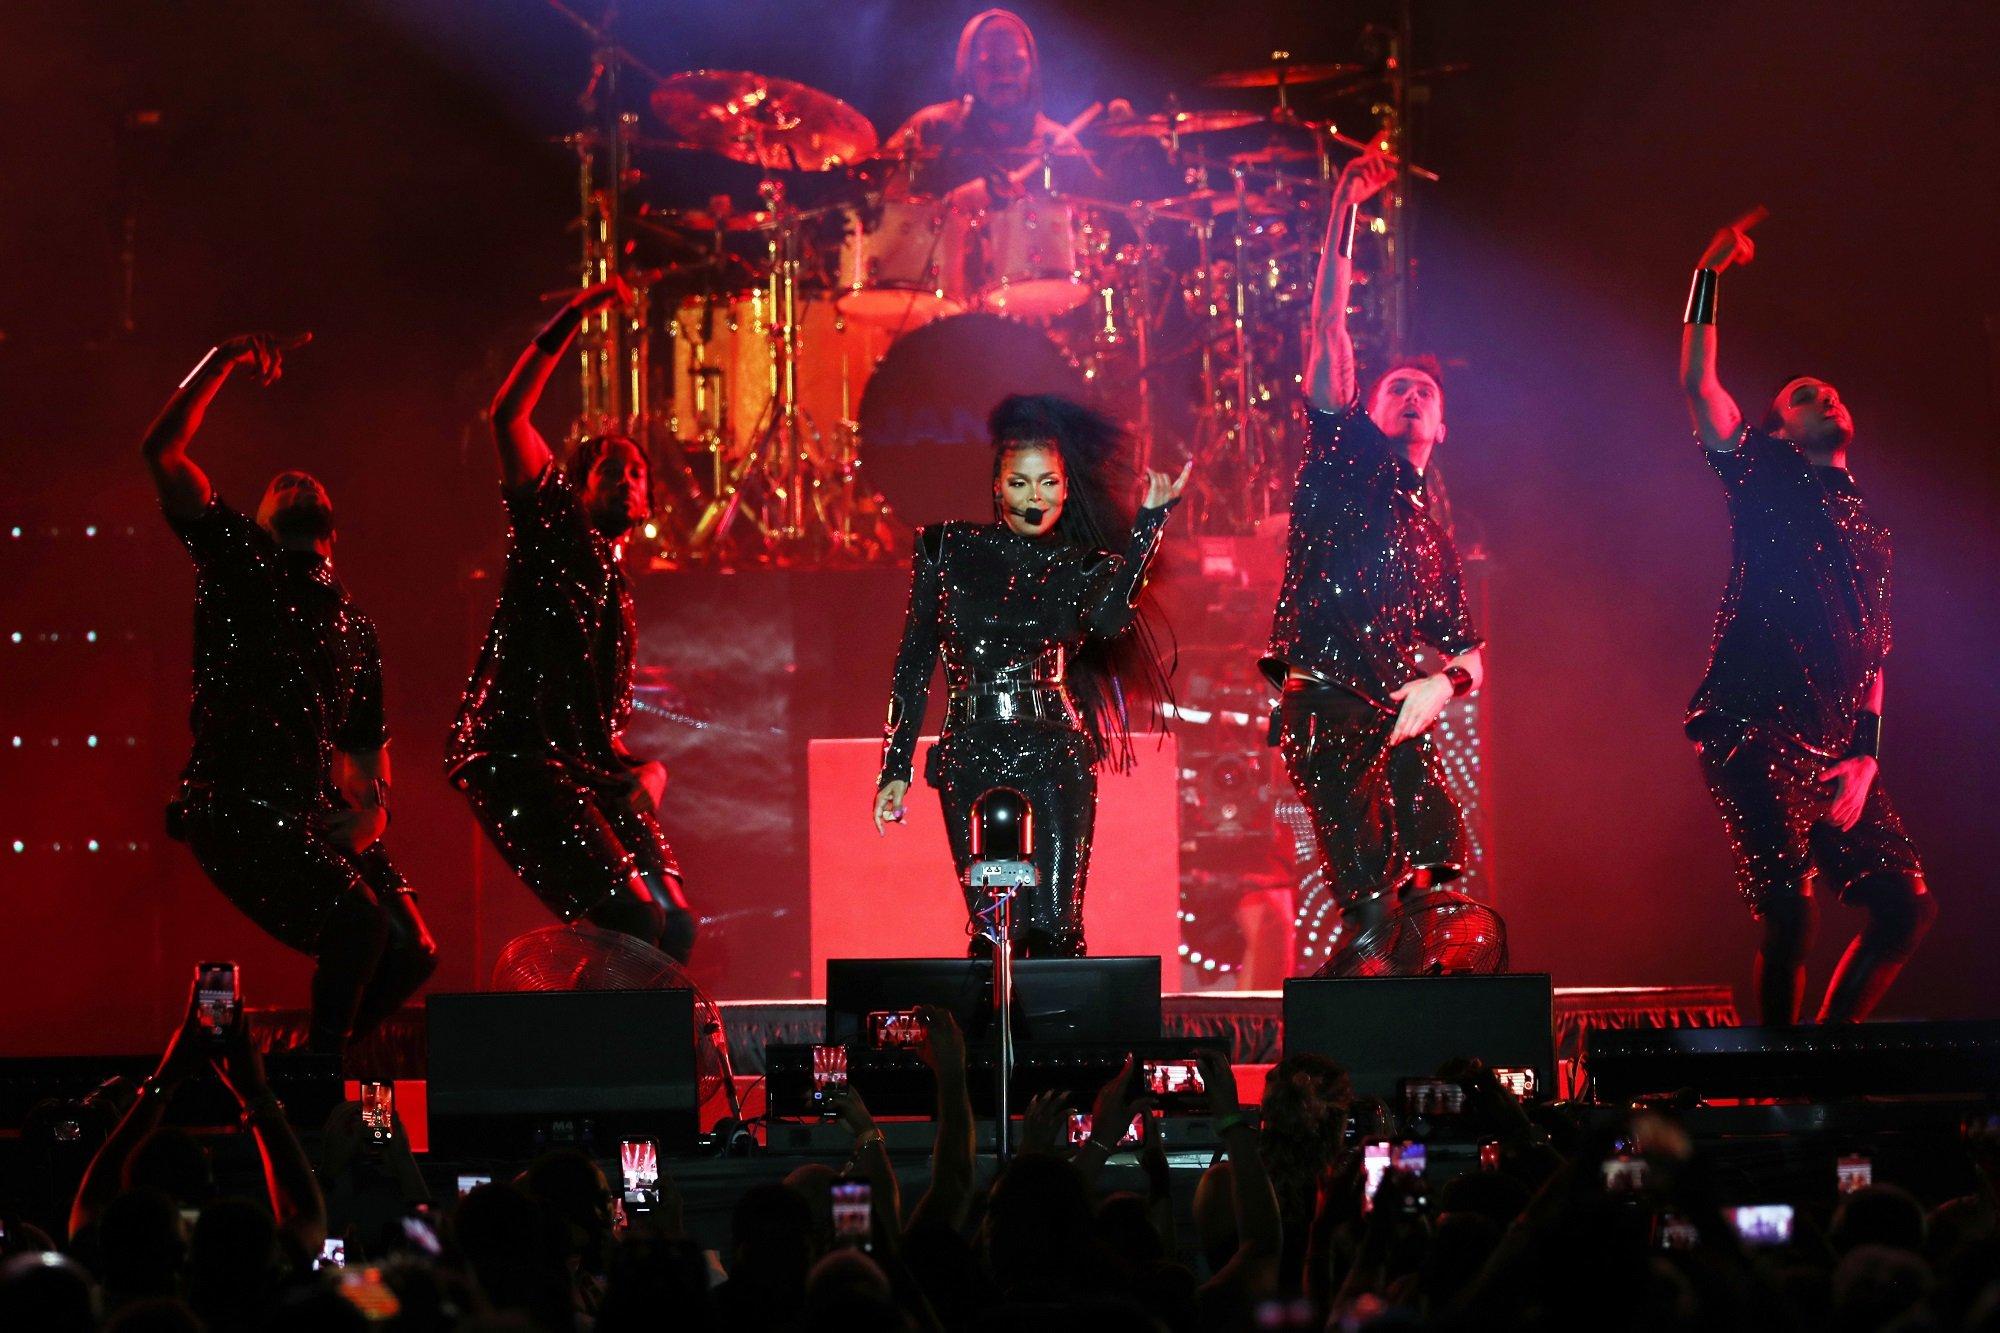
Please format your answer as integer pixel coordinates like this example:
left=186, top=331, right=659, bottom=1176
left=1261, top=404, right=1482, bottom=700
left=448, top=464, right=636, bottom=785
left=1687, top=430, right=1893, bottom=756
left=879, top=505, right=1174, bottom=954
left=166, top=499, right=400, bottom=949
left=171, top=499, right=387, bottom=802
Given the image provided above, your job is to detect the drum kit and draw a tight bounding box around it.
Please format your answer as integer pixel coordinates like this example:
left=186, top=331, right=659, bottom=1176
left=547, top=8, right=1445, bottom=566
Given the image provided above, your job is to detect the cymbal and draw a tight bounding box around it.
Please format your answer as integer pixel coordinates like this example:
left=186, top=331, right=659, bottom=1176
left=1230, top=145, right=1318, bottom=167
left=1137, top=186, right=1286, bottom=223
left=649, top=69, right=878, bottom=172
left=1203, top=60, right=1362, bottom=90
left=1092, top=109, right=1265, bottom=140
left=634, top=206, right=777, bottom=235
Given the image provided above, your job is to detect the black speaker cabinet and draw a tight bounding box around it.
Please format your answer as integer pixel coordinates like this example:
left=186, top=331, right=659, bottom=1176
left=1282, top=974, right=1555, bottom=1101
left=426, top=989, right=698, bottom=1158
left=824, top=957, right=1163, bottom=1045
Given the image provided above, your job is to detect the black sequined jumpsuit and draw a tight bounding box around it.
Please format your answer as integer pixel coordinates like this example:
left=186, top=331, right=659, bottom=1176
left=1685, top=428, right=1929, bottom=1024
left=164, top=499, right=436, bottom=1052
left=879, top=505, right=1175, bottom=956
left=448, top=464, right=695, bottom=960
left=1262, top=402, right=1484, bottom=928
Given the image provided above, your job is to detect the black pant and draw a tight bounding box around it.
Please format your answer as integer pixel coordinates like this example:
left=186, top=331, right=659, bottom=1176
left=455, top=757, right=696, bottom=962
left=170, top=789, right=437, bottom=1055
left=1690, top=715, right=1932, bottom=1023
left=929, top=721, right=1097, bottom=958
left=1272, top=683, right=1466, bottom=921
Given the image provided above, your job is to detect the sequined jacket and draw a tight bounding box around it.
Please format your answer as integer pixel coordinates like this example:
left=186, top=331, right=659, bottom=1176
left=448, top=464, right=636, bottom=785
left=1263, top=402, right=1482, bottom=706
left=171, top=499, right=387, bottom=804
left=1688, top=429, right=1893, bottom=755
left=878, top=505, right=1174, bottom=788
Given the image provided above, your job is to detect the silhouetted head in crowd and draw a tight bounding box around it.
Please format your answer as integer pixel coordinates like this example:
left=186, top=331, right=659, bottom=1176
left=1094, top=1193, right=1167, bottom=1270
left=729, top=1181, right=817, bottom=1297
left=597, top=1235, right=716, bottom=1333
left=124, top=1128, right=214, bottom=1210
left=1831, top=1184, right=1927, bottom=1256
left=1260, top=1054, right=1355, bottom=1225
left=521, top=1148, right=616, bottom=1271
left=1832, top=1245, right=1934, bottom=1333
left=1418, top=1212, right=1502, bottom=1314
left=188, top=1196, right=284, bottom=1331
left=453, top=1183, right=575, bottom=1331
left=783, top=1162, right=840, bottom=1256
left=900, top=1221, right=992, bottom=1329
left=99, top=1188, right=187, bottom=1308
left=984, top=1152, right=1097, bottom=1300
left=1437, top=1169, right=1533, bottom=1232
left=0, top=1250, right=99, bottom=1333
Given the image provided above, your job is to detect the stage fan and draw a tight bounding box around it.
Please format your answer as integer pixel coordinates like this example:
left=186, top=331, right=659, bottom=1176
left=491, top=923, right=740, bottom=1124
left=1312, top=888, right=1508, bottom=978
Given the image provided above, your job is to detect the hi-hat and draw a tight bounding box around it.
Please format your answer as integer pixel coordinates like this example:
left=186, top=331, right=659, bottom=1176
left=1203, top=59, right=1362, bottom=90
left=1092, top=109, right=1266, bottom=139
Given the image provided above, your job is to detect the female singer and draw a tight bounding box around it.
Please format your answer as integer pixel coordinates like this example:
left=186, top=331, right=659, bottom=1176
left=872, top=394, right=1187, bottom=956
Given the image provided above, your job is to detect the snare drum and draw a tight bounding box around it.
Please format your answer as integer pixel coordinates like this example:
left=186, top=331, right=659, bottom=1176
left=836, top=197, right=967, bottom=329
left=974, top=192, right=1089, bottom=320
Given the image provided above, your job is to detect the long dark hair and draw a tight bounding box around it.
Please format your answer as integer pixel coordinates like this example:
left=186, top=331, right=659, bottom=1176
left=988, top=394, right=1174, bottom=771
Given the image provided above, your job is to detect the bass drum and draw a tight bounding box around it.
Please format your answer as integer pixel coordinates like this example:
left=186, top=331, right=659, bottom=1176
left=857, top=313, right=1089, bottom=530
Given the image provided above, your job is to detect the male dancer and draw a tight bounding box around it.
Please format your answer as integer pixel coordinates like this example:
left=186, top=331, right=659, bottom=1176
left=1679, top=215, right=1933, bottom=1024
left=448, top=281, right=696, bottom=961
left=1262, top=151, right=1486, bottom=944
left=144, top=332, right=436, bottom=1055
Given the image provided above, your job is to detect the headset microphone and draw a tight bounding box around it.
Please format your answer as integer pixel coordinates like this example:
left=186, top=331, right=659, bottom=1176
left=1020, top=507, right=1046, bottom=526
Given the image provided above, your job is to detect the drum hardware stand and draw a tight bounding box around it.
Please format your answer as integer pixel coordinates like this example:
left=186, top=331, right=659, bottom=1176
left=968, top=875, right=1022, bottom=1160
left=688, top=186, right=839, bottom=560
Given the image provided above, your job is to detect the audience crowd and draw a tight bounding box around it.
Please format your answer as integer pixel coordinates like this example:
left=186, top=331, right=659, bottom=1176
left=4, top=984, right=2000, bottom=1332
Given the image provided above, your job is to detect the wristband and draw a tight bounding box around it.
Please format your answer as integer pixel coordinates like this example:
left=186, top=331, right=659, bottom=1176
left=532, top=304, right=588, bottom=356
left=1214, top=1112, right=1255, bottom=1136
left=178, top=346, right=226, bottom=390
left=852, top=1127, right=885, bottom=1153
left=1443, top=664, right=1474, bottom=698
left=1335, top=204, right=1361, bottom=261
left=1847, top=710, right=1882, bottom=760
left=1683, top=268, right=1719, bottom=325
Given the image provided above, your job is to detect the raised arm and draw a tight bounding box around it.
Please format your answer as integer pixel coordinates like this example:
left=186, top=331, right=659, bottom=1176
left=213, top=1011, right=328, bottom=1256
left=1679, top=211, right=1765, bottom=450
left=70, top=988, right=214, bottom=1238
left=1197, top=1052, right=1282, bottom=1303
left=490, top=280, right=629, bottom=490
left=906, top=1007, right=976, bottom=1232
left=1304, top=153, right=1396, bottom=412
left=1081, top=464, right=1190, bottom=638
left=142, top=333, right=310, bottom=521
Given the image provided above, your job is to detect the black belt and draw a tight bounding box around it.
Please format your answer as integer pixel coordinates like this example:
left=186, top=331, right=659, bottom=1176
left=1268, top=677, right=1384, bottom=745
left=946, top=685, right=1080, bottom=729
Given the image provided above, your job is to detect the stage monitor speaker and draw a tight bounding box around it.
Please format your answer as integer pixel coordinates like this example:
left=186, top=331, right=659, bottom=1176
left=1587, top=1019, right=2000, bottom=1104
left=825, top=957, right=1162, bottom=1045
left=426, top=989, right=697, bottom=1158
left=1283, top=974, right=1555, bottom=1101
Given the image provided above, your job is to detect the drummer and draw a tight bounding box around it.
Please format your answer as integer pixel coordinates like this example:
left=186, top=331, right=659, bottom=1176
left=882, top=8, right=1104, bottom=207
